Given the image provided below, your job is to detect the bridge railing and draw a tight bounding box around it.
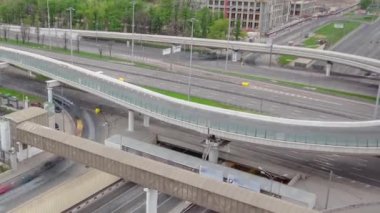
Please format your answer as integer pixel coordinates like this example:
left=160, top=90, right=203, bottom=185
left=1, top=46, right=380, bottom=151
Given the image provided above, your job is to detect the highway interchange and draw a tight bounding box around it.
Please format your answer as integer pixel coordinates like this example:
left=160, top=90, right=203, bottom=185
left=1, top=13, right=380, bottom=212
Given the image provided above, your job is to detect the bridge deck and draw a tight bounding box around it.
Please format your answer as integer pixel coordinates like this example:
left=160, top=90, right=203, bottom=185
left=16, top=121, right=316, bottom=213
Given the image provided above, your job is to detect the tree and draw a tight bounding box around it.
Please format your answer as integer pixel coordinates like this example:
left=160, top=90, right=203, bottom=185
left=360, top=0, right=372, bottom=9
left=234, top=20, right=247, bottom=40
left=208, top=19, right=228, bottom=40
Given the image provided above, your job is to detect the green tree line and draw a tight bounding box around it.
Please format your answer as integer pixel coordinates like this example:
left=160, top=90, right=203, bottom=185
left=0, top=0, right=247, bottom=40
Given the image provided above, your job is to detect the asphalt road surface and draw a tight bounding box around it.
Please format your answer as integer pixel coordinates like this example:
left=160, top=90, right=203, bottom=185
left=331, top=18, right=380, bottom=75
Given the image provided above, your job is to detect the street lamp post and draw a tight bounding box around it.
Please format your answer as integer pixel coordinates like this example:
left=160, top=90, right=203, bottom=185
left=325, top=170, right=333, bottom=209
left=373, top=82, right=380, bottom=119
left=187, top=18, right=197, bottom=101
left=225, top=0, right=233, bottom=71
left=131, top=0, right=136, bottom=58
left=47, top=0, right=51, bottom=49
left=67, top=7, right=75, bottom=64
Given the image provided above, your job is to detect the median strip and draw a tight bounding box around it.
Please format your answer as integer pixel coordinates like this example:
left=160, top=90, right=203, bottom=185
left=143, top=86, right=262, bottom=114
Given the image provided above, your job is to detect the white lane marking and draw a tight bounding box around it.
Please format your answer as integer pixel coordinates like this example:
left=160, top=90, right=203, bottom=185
left=249, top=85, right=341, bottom=105
left=318, top=155, right=336, bottom=161
left=285, top=154, right=303, bottom=160
left=313, top=159, right=333, bottom=166
left=350, top=173, right=380, bottom=184
left=352, top=167, right=362, bottom=171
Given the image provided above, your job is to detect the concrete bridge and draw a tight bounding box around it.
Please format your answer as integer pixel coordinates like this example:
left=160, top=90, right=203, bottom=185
left=0, top=107, right=316, bottom=213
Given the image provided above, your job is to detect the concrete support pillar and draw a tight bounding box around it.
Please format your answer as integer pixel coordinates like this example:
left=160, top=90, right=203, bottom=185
left=143, top=115, right=150, bottom=127
left=232, top=50, right=238, bottom=62
left=47, top=87, right=53, bottom=103
left=10, top=147, right=17, bottom=170
left=325, top=62, right=333, bottom=77
left=144, top=188, right=158, bottom=213
left=128, top=110, right=134, bottom=132
left=208, top=143, right=219, bottom=163
left=24, top=96, right=29, bottom=109
left=0, top=120, right=11, bottom=152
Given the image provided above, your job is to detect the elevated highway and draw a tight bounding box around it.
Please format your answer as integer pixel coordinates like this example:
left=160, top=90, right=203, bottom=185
left=15, top=121, right=315, bottom=213
left=76, top=31, right=380, bottom=74
left=1, top=46, right=380, bottom=154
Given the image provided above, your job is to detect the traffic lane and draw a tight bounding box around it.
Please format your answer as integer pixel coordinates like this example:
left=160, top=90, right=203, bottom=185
left=329, top=19, right=380, bottom=75
left=234, top=141, right=380, bottom=187
left=0, top=162, right=88, bottom=212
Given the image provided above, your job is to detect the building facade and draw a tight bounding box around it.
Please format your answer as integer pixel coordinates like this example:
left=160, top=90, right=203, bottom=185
left=207, top=0, right=291, bottom=35
left=290, top=0, right=316, bottom=18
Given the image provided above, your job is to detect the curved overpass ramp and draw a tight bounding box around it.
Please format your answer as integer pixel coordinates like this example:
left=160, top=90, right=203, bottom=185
left=76, top=31, right=380, bottom=73
left=1, top=46, right=380, bottom=154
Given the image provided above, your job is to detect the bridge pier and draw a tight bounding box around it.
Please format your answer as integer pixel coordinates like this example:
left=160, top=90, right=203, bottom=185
left=325, top=61, right=333, bottom=77
left=232, top=50, right=238, bottom=62
left=143, top=115, right=150, bottom=127
left=24, top=96, right=29, bottom=109
left=46, top=80, right=61, bottom=129
left=144, top=188, right=158, bottom=213
left=128, top=110, right=134, bottom=132
left=203, top=135, right=230, bottom=164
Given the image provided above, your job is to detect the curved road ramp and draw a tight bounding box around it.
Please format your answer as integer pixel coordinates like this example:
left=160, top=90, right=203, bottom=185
left=1, top=47, right=380, bottom=154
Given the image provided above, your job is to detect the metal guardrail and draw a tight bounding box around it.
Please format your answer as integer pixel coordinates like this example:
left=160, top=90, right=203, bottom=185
left=1, top=46, right=380, bottom=153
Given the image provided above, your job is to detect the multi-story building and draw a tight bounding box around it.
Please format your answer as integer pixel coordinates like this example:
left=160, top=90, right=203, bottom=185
left=207, top=0, right=291, bottom=35
left=290, top=0, right=316, bottom=18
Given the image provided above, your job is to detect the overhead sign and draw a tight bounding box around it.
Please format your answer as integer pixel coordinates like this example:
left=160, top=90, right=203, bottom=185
left=172, top=45, right=181, bottom=53
left=162, top=48, right=171, bottom=55
left=334, top=23, right=344, bottom=29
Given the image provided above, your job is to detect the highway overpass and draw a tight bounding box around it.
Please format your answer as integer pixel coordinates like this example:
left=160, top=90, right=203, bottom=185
left=15, top=120, right=315, bottom=213
left=5, top=25, right=380, bottom=73
left=1, top=46, right=380, bottom=154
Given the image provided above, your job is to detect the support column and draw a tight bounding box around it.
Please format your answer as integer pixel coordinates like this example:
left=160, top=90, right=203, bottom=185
left=232, top=50, right=238, bottom=62
left=47, top=87, right=53, bottom=103
left=9, top=147, right=17, bottom=170
left=208, top=142, right=219, bottom=163
left=128, top=110, right=134, bottom=132
left=143, top=115, right=150, bottom=127
left=325, top=61, right=333, bottom=77
left=144, top=188, right=158, bottom=213
left=24, top=96, right=29, bottom=109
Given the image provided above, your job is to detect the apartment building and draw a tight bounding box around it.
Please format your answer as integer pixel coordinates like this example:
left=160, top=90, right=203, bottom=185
left=207, top=0, right=291, bottom=35
left=290, top=0, right=316, bottom=18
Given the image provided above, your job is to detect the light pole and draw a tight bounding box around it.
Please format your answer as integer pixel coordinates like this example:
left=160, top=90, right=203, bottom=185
left=67, top=7, right=75, bottom=64
left=187, top=18, right=197, bottom=101
left=225, top=0, right=233, bottom=71
left=47, top=0, right=51, bottom=49
left=373, top=82, right=380, bottom=119
left=325, top=170, right=333, bottom=209
left=131, top=0, right=136, bottom=58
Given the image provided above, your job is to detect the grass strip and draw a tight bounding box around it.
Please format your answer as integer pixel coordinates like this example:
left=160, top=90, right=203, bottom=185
left=143, top=86, right=262, bottom=114
left=0, top=87, right=41, bottom=102
left=279, top=20, right=361, bottom=65
left=0, top=39, right=161, bottom=71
